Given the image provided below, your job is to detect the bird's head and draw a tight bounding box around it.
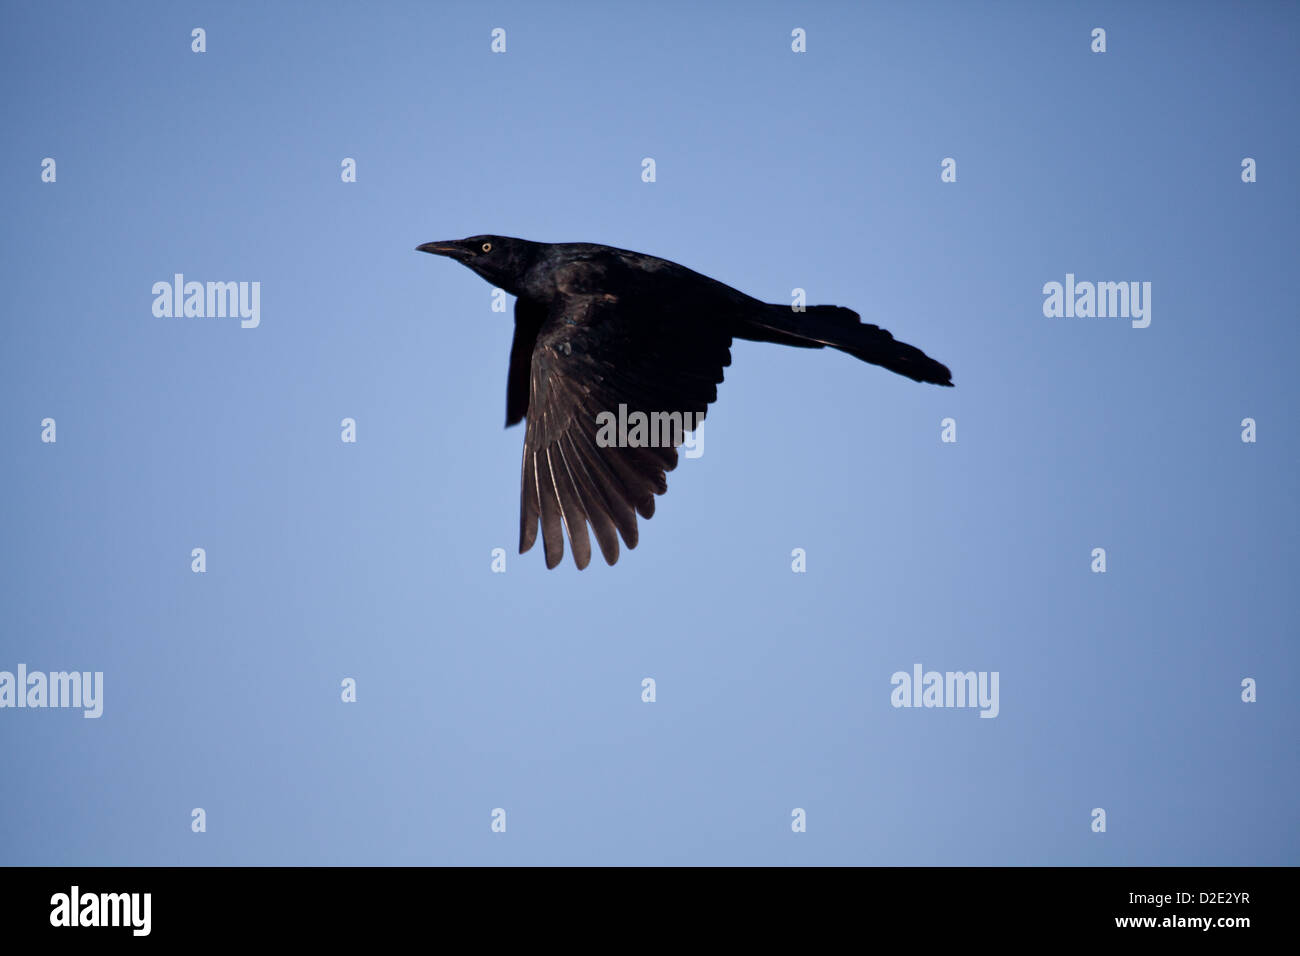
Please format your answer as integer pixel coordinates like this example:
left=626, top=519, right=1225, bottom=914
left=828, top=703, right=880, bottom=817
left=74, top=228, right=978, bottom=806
left=416, top=235, right=540, bottom=295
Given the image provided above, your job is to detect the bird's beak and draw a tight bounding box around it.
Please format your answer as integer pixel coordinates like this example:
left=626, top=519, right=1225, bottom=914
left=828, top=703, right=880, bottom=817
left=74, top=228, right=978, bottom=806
left=416, top=241, right=464, bottom=258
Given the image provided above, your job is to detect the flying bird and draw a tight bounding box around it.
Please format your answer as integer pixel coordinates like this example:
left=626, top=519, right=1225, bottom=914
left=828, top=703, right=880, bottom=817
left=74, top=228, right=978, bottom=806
left=417, top=236, right=953, bottom=570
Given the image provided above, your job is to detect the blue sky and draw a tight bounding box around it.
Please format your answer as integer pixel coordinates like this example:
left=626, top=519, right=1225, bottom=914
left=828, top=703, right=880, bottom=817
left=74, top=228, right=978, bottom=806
left=1, top=1, right=1296, bottom=865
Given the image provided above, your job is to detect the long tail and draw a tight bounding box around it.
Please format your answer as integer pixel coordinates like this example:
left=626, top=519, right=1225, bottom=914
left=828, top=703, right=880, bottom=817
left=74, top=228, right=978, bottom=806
left=739, top=304, right=953, bottom=386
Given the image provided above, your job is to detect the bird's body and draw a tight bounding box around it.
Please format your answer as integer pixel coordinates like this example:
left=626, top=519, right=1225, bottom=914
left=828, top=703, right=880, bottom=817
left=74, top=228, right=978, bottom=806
left=418, top=235, right=953, bottom=569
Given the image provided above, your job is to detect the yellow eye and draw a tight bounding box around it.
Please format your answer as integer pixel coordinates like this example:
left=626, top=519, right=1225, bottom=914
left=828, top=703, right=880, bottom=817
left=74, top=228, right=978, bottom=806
left=481, top=242, right=492, bottom=253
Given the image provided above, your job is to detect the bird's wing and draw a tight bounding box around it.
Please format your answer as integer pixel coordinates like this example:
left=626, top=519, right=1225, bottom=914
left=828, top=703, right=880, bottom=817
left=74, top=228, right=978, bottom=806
left=518, top=275, right=732, bottom=569
left=506, top=298, right=546, bottom=427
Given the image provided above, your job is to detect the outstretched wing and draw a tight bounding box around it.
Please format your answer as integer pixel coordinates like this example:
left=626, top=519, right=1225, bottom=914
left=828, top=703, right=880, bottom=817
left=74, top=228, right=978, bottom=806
left=518, top=263, right=733, bottom=569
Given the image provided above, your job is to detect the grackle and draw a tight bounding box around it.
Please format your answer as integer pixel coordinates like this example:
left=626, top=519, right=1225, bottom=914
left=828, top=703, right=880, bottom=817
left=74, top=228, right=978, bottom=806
left=417, top=236, right=953, bottom=569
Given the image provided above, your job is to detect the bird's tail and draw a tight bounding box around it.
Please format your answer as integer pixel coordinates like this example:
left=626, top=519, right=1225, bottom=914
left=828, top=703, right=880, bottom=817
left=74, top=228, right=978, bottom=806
left=741, top=304, right=953, bottom=386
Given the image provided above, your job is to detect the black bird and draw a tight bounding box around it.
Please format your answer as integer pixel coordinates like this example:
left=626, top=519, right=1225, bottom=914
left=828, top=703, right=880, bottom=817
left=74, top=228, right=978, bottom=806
left=417, top=235, right=953, bottom=570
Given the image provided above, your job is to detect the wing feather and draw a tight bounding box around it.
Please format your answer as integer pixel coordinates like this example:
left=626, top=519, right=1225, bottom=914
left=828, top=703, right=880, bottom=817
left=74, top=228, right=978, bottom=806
left=516, top=262, right=732, bottom=567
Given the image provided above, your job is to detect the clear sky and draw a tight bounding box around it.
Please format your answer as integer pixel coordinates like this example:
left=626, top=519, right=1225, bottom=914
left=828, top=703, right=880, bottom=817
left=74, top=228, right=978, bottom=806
left=1, top=0, right=1296, bottom=865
